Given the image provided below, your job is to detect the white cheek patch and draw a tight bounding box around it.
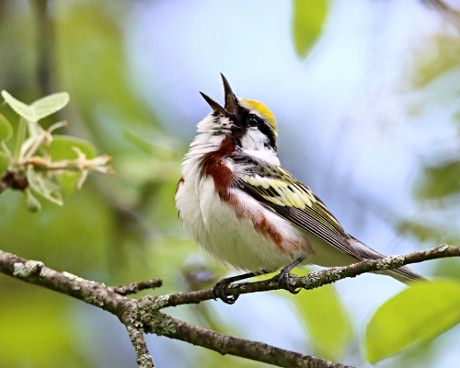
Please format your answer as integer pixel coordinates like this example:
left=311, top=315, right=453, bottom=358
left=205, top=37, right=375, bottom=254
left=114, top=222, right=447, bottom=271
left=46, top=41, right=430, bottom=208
left=241, top=129, right=267, bottom=150
left=241, top=130, right=280, bottom=166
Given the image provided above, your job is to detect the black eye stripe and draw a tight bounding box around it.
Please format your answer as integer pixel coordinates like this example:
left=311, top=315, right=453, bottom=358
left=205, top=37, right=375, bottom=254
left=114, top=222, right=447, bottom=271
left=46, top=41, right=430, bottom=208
left=237, top=111, right=277, bottom=151
left=254, top=115, right=277, bottom=150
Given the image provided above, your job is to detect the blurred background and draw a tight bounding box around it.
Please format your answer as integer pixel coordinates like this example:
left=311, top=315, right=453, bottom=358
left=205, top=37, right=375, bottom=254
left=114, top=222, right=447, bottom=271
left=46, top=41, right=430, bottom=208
left=0, top=0, right=459, bottom=367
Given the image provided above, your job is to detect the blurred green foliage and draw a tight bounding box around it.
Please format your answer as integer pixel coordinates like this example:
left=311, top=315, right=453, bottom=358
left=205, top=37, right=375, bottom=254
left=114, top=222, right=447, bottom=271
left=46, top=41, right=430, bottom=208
left=0, top=1, right=184, bottom=366
left=416, top=161, right=460, bottom=201
left=411, top=35, right=460, bottom=88
left=0, top=113, right=13, bottom=141
left=0, top=289, right=89, bottom=368
left=292, top=281, right=353, bottom=361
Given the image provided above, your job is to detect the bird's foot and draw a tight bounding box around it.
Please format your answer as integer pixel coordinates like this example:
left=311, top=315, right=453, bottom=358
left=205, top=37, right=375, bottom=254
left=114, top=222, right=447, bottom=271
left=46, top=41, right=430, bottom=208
left=212, top=278, right=239, bottom=304
left=212, top=271, right=259, bottom=304
left=271, top=269, right=302, bottom=294
left=270, top=257, right=305, bottom=294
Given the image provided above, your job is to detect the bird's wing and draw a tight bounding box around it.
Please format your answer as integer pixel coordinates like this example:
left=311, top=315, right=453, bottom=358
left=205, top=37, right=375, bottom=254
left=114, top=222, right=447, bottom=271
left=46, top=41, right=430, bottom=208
left=233, top=155, right=362, bottom=260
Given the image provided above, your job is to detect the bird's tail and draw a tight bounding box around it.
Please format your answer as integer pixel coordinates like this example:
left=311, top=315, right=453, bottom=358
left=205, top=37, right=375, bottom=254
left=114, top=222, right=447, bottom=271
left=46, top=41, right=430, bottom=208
left=348, top=236, right=425, bottom=284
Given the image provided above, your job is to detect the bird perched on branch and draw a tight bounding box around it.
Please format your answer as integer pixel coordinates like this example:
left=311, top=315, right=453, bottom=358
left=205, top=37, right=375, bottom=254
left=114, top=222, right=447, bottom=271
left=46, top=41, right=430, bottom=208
left=175, top=74, right=423, bottom=304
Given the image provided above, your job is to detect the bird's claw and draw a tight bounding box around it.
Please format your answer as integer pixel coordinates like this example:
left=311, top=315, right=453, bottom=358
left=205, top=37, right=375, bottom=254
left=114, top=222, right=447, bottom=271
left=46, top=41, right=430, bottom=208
left=273, top=269, right=302, bottom=294
left=212, top=279, right=239, bottom=304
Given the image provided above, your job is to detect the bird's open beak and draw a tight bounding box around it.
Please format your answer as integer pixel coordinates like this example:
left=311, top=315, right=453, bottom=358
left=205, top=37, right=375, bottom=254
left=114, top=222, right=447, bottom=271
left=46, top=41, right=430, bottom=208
left=200, top=73, right=238, bottom=117
left=221, top=73, right=237, bottom=114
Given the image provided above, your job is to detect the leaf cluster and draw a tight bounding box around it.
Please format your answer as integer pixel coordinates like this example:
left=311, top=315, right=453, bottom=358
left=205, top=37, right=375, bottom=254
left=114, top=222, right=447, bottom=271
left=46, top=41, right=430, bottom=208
left=0, top=91, right=112, bottom=211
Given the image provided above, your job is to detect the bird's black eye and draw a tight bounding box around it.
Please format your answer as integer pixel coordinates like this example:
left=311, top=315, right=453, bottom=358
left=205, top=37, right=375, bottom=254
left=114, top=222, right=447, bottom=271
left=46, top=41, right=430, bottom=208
left=247, top=115, right=259, bottom=127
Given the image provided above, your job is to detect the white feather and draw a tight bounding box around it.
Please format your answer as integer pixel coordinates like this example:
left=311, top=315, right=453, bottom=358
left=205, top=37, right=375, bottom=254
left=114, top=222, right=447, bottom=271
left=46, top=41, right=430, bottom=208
left=177, top=176, right=312, bottom=271
left=240, top=128, right=280, bottom=165
left=176, top=114, right=311, bottom=271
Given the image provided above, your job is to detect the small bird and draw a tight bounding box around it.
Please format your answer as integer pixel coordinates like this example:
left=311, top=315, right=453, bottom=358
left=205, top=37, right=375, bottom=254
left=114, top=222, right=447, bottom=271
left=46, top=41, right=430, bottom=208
left=175, top=74, right=423, bottom=303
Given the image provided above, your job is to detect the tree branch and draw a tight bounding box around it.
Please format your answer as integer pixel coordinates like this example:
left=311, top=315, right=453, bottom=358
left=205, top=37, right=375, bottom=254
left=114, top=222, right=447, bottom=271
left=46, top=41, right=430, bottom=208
left=1, top=245, right=459, bottom=367
left=159, top=244, right=459, bottom=307
left=0, top=249, right=351, bottom=368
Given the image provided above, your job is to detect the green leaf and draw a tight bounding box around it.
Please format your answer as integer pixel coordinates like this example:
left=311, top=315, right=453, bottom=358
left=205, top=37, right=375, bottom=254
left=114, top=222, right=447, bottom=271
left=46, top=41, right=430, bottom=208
left=1, top=91, right=34, bottom=122
left=366, top=279, right=460, bottom=363
left=27, top=167, right=63, bottom=206
left=0, top=113, right=13, bottom=142
left=293, top=282, right=352, bottom=359
left=1, top=90, right=69, bottom=122
left=0, top=152, right=9, bottom=176
left=49, top=135, right=97, bottom=160
left=30, top=92, right=69, bottom=121
left=54, top=173, right=79, bottom=193
left=25, top=188, right=42, bottom=212
left=292, top=0, right=328, bottom=58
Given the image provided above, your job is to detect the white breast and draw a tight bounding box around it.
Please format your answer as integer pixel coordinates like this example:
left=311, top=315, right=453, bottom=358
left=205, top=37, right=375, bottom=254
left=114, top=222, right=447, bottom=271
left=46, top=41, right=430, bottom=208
left=176, top=142, right=311, bottom=271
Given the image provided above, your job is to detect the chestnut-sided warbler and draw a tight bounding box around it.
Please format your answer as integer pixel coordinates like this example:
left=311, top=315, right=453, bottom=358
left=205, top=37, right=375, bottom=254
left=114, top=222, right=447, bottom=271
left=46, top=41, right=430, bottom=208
left=175, top=74, right=423, bottom=303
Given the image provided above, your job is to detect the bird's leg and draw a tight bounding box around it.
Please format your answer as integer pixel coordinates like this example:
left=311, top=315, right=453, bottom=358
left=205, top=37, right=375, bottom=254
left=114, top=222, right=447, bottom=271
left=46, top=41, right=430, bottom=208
left=213, top=270, right=270, bottom=304
left=213, top=257, right=304, bottom=303
left=270, top=257, right=305, bottom=294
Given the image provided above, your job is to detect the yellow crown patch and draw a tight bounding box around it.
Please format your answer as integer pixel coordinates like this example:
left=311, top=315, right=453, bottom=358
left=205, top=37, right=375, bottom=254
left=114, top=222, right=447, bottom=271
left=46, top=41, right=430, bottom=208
left=240, top=99, right=277, bottom=134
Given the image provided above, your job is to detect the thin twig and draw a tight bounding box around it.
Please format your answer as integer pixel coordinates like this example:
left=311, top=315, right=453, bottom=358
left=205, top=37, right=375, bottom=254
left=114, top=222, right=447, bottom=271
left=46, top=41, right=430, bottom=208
left=113, top=279, right=163, bottom=296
